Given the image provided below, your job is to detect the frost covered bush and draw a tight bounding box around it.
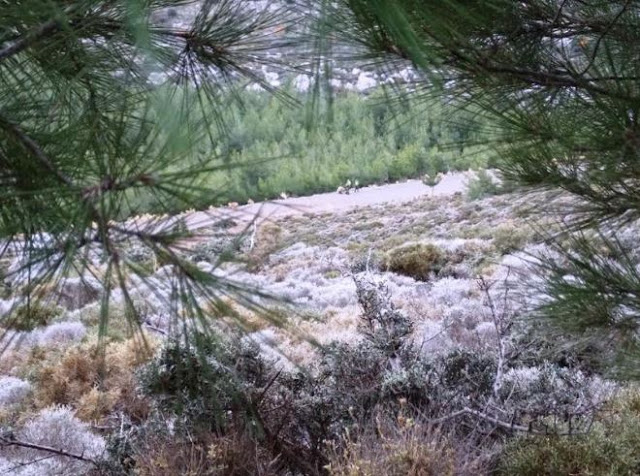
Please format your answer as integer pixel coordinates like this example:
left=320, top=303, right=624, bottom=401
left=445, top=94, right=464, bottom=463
left=498, top=394, right=640, bottom=476
left=438, top=349, right=496, bottom=400
left=313, top=279, right=357, bottom=309
left=189, top=234, right=240, bottom=263
left=32, top=321, right=86, bottom=347
left=354, top=277, right=412, bottom=356
left=0, top=406, right=105, bottom=475
left=55, top=276, right=102, bottom=311
left=0, top=376, right=31, bottom=406
left=428, top=277, right=477, bottom=306
left=498, top=364, right=614, bottom=423
left=349, top=249, right=382, bottom=273
left=492, top=223, right=532, bottom=255
left=124, top=241, right=155, bottom=265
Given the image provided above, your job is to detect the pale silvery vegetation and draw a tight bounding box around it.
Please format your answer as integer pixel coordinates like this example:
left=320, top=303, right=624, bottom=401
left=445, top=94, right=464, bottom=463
left=2, top=0, right=640, bottom=474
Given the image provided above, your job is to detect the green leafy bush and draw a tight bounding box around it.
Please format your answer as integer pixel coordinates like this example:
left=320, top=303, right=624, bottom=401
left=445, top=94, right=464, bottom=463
left=492, top=223, right=532, bottom=254
left=467, top=170, right=501, bottom=200
left=384, top=243, right=448, bottom=281
left=6, top=302, right=62, bottom=331
left=498, top=428, right=640, bottom=475
left=138, top=332, right=270, bottom=432
left=497, top=391, right=640, bottom=475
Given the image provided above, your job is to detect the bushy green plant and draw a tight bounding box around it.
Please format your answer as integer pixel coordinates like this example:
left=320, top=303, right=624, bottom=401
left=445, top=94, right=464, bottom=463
left=466, top=170, right=501, bottom=200
left=498, top=420, right=640, bottom=476
left=138, top=332, right=270, bottom=432
left=384, top=243, right=448, bottom=281
left=439, top=350, right=496, bottom=397
left=5, top=302, right=62, bottom=331
left=492, top=224, right=532, bottom=255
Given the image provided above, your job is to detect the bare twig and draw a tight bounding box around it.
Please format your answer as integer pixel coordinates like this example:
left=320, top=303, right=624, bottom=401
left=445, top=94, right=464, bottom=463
left=144, top=322, right=168, bottom=336
left=0, top=436, right=98, bottom=465
left=430, top=407, right=583, bottom=436
left=249, top=220, right=258, bottom=251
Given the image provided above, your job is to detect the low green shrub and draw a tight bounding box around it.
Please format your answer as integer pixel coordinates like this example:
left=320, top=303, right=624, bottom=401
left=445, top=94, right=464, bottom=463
left=467, top=170, right=501, bottom=200
left=383, top=243, right=448, bottom=281
left=498, top=391, right=640, bottom=475
left=492, top=223, right=532, bottom=254
left=138, top=332, right=270, bottom=433
left=498, top=429, right=640, bottom=475
left=467, top=170, right=519, bottom=201
left=5, top=302, right=62, bottom=331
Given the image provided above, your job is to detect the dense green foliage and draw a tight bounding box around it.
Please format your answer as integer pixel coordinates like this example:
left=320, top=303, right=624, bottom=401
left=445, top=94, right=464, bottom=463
left=498, top=399, right=640, bottom=476
left=136, top=88, right=489, bottom=211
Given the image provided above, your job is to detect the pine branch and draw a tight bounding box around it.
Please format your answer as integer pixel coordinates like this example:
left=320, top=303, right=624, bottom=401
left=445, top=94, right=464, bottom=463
left=0, top=20, right=60, bottom=62
left=0, top=115, right=74, bottom=187
left=577, top=0, right=632, bottom=76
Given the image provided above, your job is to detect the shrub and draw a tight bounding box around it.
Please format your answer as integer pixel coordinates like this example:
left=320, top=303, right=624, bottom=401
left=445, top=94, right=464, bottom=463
left=0, top=376, right=31, bottom=406
left=349, top=250, right=382, bottom=274
left=439, top=350, right=496, bottom=398
left=498, top=431, right=640, bottom=476
left=33, top=321, right=86, bottom=346
left=492, top=223, right=532, bottom=255
left=247, top=223, right=284, bottom=271
left=354, top=277, right=412, bottom=356
left=466, top=170, right=501, bottom=200
left=497, top=390, right=640, bottom=475
left=135, top=432, right=276, bottom=476
left=33, top=338, right=155, bottom=421
left=384, top=243, right=448, bottom=281
left=138, top=332, right=271, bottom=432
left=4, top=302, right=62, bottom=331
left=5, top=405, right=106, bottom=474
left=389, top=144, right=423, bottom=181
left=327, top=415, right=489, bottom=476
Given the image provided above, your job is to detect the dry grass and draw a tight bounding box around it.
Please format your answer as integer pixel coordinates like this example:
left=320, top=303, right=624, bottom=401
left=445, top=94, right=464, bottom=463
left=32, top=336, right=157, bottom=422
left=247, top=222, right=285, bottom=271
left=132, top=425, right=281, bottom=476
left=326, top=412, right=490, bottom=476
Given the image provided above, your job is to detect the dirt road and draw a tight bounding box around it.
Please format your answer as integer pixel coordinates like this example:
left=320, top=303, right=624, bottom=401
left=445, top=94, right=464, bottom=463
left=182, top=172, right=473, bottom=232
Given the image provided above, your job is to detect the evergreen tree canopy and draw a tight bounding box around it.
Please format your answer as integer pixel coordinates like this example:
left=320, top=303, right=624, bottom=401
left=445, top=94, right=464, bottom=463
left=325, top=0, right=640, bottom=227
left=0, top=0, right=303, bottom=342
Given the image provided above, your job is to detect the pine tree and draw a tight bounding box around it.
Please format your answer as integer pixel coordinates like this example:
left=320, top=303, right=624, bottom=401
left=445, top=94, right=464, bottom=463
left=0, top=0, right=301, bottom=343
left=323, top=0, right=640, bottom=372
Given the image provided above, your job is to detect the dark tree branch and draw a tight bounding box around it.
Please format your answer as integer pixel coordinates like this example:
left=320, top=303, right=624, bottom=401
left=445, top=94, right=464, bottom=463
left=0, top=20, right=60, bottom=62
left=430, top=407, right=583, bottom=435
left=577, top=0, right=632, bottom=76
left=0, top=436, right=99, bottom=465
left=0, top=115, right=74, bottom=187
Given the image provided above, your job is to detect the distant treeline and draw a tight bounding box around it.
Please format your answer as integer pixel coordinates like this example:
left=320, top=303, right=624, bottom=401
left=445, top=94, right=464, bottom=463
left=134, top=87, right=491, bottom=213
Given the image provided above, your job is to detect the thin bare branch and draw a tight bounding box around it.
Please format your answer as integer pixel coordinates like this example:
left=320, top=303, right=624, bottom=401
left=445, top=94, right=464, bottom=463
left=0, top=20, right=59, bottom=62
left=0, top=436, right=99, bottom=465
